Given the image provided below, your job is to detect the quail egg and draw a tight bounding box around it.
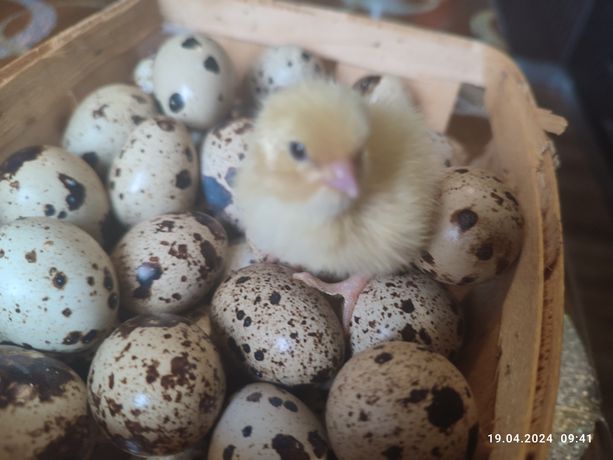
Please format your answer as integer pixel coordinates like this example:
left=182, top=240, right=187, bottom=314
left=0, top=218, right=118, bottom=353
left=211, top=263, right=345, bottom=386
left=0, top=145, right=111, bottom=245
left=326, top=341, right=479, bottom=460
left=201, top=117, right=253, bottom=230
left=108, top=117, right=198, bottom=227
left=87, top=314, right=225, bottom=456
left=111, top=212, right=227, bottom=314
left=0, top=346, right=92, bottom=459
left=208, top=382, right=332, bottom=459
left=154, top=34, right=236, bottom=129
left=62, top=83, right=157, bottom=176
left=133, top=54, right=155, bottom=94
left=350, top=271, right=463, bottom=358
left=416, top=167, right=524, bottom=285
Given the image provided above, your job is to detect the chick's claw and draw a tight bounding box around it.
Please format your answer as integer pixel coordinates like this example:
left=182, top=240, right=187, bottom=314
left=292, top=272, right=371, bottom=333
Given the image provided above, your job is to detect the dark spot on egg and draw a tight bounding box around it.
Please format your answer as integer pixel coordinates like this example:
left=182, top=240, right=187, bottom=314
left=0, top=145, right=42, bottom=181
left=62, top=331, right=81, bottom=345
left=155, top=219, right=175, bottom=233
left=353, top=75, right=381, bottom=95
left=62, top=308, right=72, bottom=317
left=475, top=243, right=493, bottom=260
left=269, top=291, right=281, bottom=305
left=374, top=352, right=393, bottom=364
left=254, top=350, right=265, bottom=361
left=203, top=175, right=233, bottom=212
left=58, top=173, right=85, bottom=211
left=44, top=204, right=55, bottom=216
left=223, top=445, right=235, bottom=460
left=204, top=56, right=220, bottom=74
left=25, top=250, right=36, bottom=263
left=81, top=152, right=98, bottom=168
left=53, top=272, right=67, bottom=289
left=490, top=192, right=504, bottom=206
left=156, top=118, right=176, bottom=132
left=131, top=115, right=145, bottom=125
left=420, top=251, right=434, bottom=264
left=183, top=147, right=193, bottom=162
left=236, top=276, right=250, bottom=284
left=168, top=93, right=184, bottom=113
left=236, top=309, right=245, bottom=320
left=108, top=293, right=118, bottom=310
left=175, top=170, right=192, bottom=189
left=504, top=191, right=519, bottom=206
left=82, top=329, right=98, bottom=344
left=200, top=240, right=221, bottom=272
left=181, top=36, right=201, bottom=48
left=92, top=104, right=108, bottom=119
left=301, top=51, right=311, bottom=62
left=426, top=386, right=465, bottom=431
left=451, top=208, right=478, bottom=232
left=307, top=431, right=328, bottom=458
left=243, top=317, right=252, bottom=327
left=242, top=425, right=252, bottom=437
left=58, top=211, right=67, bottom=219
left=269, top=396, right=283, bottom=407
left=400, top=388, right=428, bottom=406
left=400, top=299, right=414, bottom=313
left=108, top=373, right=114, bottom=389
left=103, top=267, right=114, bottom=291
left=418, top=328, right=432, bottom=345
left=284, top=400, right=298, bottom=412
left=311, top=367, right=332, bottom=384
left=455, top=168, right=469, bottom=174
left=246, top=391, right=262, bottom=402
left=382, top=445, right=403, bottom=460
left=132, top=262, right=163, bottom=299
left=272, top=433, right=309, bottom=460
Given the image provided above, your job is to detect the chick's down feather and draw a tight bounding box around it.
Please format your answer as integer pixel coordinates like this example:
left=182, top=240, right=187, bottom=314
left=236, top=79, right=443, bottom=278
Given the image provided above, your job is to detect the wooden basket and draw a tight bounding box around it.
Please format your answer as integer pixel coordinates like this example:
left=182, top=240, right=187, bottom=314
left=0, top=1, right=566, bottom=459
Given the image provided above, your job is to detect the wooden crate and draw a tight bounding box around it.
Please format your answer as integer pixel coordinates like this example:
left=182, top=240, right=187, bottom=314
left=0, top=1, right=566, bottom=459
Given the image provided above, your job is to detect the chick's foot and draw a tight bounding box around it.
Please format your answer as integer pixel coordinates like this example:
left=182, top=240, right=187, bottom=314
left=292, top=272, right=371, bottom=333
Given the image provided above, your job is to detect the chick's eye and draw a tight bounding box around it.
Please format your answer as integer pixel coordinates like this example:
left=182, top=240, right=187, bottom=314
left=289, top=141, right=307, bottom=161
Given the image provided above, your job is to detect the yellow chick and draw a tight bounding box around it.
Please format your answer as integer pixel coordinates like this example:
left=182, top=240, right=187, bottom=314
left=235, top=79, right=442, bottom=329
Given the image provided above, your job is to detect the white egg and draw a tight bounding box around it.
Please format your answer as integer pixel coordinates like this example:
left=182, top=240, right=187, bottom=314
left=133, top=54, right=155, bottom=94
left=154, top=34, right=236, bottom=129
left=248, top=46, right=325, bottom=103
left=0, top=145, right=111, bottom=245
left=62, top=83, right=157, bottom=176
left=108, top=117, right=198, bottom=228
left=0, top=218, right=118, bottom=353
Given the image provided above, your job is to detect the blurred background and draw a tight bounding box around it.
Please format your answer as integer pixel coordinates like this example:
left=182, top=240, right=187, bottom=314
left=1, top=0, right=612, bottom=458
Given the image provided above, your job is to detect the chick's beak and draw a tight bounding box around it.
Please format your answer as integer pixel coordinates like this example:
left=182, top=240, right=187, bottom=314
left=324, top=158, right=360, bottom=199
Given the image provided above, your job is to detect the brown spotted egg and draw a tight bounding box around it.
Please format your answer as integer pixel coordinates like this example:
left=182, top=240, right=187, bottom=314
left=154, top=34, right=236, bottom=129
left=326, top=341, right=479, bottom=460
left=208, top=382, right=332, bottom=459
left=62, top=83, right=157, bottom=176
left=0, top=346, right=92, bottom=459
left=0, top=218, right=118, bottom=353
left=0, top=145, right=111, bottom=245
left=87, top=314, right=225, bottom=456
left=350, top=271, right=463, bottom=358
left=111, top=212, right=227, bottom=314
left=211, top=263, right=345, bottom=386
left=416, top=167, right=524, bottom=285
left=108, top=117, right=199, bottom=227
left=201, top=117, right=253, bottom=230
left=248, top=46, right=325, bottom=102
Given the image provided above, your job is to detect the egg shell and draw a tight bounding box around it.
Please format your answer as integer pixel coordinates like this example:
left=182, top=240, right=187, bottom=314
left=87, top=314, right=225, bottom=456
left=154, top=34, right=236, bottom=129
left=416, top=167, right=524, bottom=285
left=111, top=212, right=228, bottom=314
left=0, top=218, right=119, bottom=353
left=200, top=117, right=253, bottom=230
left=208, top=382, right=332, bottom=459
left=108, top=117, right=199, bottom=227
left=326, top=341, right=479, bottom=460
left=350, top=271, right=463, bottom=358
left=248, top=45, right=325, bottom=102
left=211, top=263, right=345, bottom=386
left=0, top=346, right=92, bottom=459
left=0, top=145, right=111, bottom=245
left=133, top=55, right=155, bottom=94
left=62, top=83, right=157, bottom=176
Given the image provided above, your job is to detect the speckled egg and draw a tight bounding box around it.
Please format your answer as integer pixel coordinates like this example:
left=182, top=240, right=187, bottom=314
left=0, top=346, right=92, bottom=459
left=416, top=167, right=524, bottom=285
left=211, top=263, right=345, bottom=386
left=201, top=117, right=253, bottom=230
left=87, top=314, right=225, bottom=456
left=0, top=145, right=111, bottom=245
left=350, top=271, right=463, bottom=358
left=0, top=218, right=118, bottom=353
left=248, top=46, right=325, bottom=102
left=326, top=341, right=479, bottom=460
left=62, top=83, right=157, bottom=176
left=108, top=117, right=199, bottom=227
left=154, top=34, right=236, bottom=129
left=111, top=212, right=227, bottom=314
left=208, top=382, right=332, bottom=459
left=133, top=55, right=155, bottom=94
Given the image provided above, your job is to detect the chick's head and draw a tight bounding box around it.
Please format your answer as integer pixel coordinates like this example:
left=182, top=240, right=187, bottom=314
left=250, top=80, right=371, bottom=214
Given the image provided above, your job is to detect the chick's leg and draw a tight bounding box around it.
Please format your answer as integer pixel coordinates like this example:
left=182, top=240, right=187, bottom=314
left=292, top=272, right=371, bottom=332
